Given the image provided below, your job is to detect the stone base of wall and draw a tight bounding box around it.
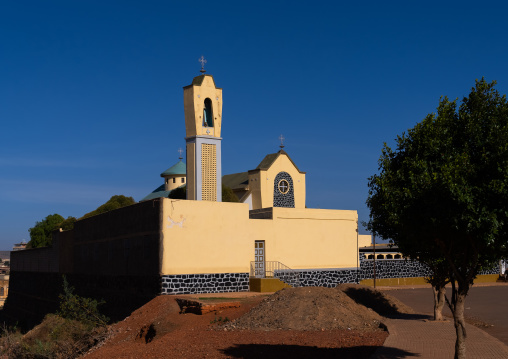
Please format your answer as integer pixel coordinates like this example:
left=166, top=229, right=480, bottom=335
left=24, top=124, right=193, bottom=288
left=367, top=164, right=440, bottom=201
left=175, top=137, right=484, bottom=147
left=295, top=268, right=359, bottom=287
left=360, top=257, right=431, bottom=280
left=161, top=273, right=250, bottom=295
left=360, top=273, right=501, bottom=287
left=479, top=268, right=499, bottom=275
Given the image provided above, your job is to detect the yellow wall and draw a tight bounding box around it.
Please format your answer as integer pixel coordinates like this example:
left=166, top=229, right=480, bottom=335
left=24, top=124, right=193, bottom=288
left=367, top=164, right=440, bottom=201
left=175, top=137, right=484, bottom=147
left=360, top=274, right=500, bottom=287
left=250, top=153, right=306, bottom=209
left=161, top=199, right=358, bottom=275
left=358, top=234, right=372, bottom=248
left=162, top=199, right=250, bottom=274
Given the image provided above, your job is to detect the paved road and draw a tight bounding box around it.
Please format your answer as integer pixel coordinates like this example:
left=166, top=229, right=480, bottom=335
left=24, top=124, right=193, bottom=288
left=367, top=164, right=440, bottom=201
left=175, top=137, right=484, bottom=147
left=380, top=284, right=508, bottom=344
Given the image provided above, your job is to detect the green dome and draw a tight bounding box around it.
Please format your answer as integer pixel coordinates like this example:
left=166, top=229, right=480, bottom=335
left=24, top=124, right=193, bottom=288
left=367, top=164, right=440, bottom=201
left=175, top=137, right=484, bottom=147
left=160, top=160, right=186, bottom=177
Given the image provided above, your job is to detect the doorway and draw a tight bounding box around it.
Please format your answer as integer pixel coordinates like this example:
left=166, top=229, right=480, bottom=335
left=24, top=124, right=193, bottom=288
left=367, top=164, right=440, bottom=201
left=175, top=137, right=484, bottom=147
left=254, top=241, right=265, bottom=278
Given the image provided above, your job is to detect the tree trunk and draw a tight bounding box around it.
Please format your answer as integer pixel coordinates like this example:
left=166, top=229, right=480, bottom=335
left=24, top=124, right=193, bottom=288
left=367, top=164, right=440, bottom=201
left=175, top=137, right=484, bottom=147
left=432, top=285, right=446, bottom=321
left=451, top=290, right=467, bottom=359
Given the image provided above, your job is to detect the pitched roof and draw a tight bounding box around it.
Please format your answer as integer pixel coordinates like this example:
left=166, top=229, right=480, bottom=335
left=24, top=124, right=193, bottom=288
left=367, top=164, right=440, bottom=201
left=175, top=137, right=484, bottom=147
left=160, top=160, right=186, bottom=177
left=256, top=153, right=279, bottom=170
left=141, top=184, right=171, bottom=201
left=251, top=150, right=305, bottom=173
left=222, top=172, right=249, bottom=190
left=183, top=74, right=221, bottom=89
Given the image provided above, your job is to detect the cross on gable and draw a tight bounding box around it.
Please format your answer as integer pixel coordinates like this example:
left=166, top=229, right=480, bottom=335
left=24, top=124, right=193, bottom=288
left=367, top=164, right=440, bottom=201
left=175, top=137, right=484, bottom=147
left=199, top=56, right=207, bottom=74
left=279, top=134, right=285, bottom=149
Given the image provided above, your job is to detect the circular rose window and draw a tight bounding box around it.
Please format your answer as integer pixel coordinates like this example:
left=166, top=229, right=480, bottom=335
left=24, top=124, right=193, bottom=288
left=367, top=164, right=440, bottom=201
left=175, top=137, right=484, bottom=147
left=278, top=179, right=290, bottom=194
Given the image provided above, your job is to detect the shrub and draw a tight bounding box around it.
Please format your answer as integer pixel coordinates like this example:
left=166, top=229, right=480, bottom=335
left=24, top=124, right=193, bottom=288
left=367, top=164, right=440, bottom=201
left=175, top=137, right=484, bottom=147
left=57, top=276, right=109, bottom=329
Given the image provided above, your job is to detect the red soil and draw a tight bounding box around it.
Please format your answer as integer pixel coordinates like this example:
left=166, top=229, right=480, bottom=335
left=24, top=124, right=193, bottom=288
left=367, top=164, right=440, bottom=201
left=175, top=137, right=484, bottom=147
left=85, top=287, right=389, bottom=358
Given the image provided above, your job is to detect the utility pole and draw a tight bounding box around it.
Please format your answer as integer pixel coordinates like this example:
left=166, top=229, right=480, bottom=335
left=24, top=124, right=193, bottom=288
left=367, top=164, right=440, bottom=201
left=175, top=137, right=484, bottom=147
left=373, top=234, right=376, bottom=289
left=356, top=222, right=359, bottom=284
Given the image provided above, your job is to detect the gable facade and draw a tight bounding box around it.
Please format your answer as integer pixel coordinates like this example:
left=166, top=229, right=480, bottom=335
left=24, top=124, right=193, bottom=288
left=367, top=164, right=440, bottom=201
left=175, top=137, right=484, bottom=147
left=248, top=150, right=306, bottom=210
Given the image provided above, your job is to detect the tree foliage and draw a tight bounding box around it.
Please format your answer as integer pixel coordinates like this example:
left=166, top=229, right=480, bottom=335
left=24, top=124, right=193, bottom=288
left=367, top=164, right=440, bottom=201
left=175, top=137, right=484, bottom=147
left=28, top=195, right=135, bottom=248
left=57, top=276, right=109, bottom=329
left=168, top=185, right=186, bottom=199
left=80, top=195, right=136, bottom=219
left=222, top=184, right=239, bottom=202
left=167, top=184, right=239, bottom=202
left=28, top=214, right=66, bottom=248
left=60, top=216, right=77, bottom=231
left=366, top=79, right=508, bottom=358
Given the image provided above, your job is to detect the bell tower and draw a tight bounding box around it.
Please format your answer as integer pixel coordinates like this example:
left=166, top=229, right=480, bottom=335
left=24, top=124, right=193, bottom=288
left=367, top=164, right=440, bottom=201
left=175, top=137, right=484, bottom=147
left=183, top=67, right=222, bottom=201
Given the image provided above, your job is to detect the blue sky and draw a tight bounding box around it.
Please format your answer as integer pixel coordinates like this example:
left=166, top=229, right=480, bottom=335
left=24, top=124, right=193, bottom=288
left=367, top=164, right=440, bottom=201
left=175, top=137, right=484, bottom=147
left=1, top=1, right=508, bottom=250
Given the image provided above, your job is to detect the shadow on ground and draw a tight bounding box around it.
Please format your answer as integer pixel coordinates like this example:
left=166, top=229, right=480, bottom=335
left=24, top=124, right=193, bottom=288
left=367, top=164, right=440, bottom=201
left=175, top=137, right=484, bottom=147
left=388, top=313, right=432, bottom=321
left=341, top=286, right=430, bottom=321
left=220, top=344, right=418, bottom=359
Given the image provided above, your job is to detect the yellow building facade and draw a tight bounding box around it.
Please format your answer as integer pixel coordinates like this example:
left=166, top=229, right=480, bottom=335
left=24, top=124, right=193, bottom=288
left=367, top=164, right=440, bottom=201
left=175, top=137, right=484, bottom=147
left=159, top=197, right=361, bottom=294
left=161, top=199, right=358, bottom=275
left=158, top=72, right=362, bottom=294
left=11, top=72, right=364, bottom=297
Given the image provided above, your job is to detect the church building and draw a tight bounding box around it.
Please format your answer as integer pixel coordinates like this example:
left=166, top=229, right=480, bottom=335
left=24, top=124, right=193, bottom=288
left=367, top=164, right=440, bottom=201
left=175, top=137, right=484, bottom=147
left=9, top=66, right=502, bottom=328
left=11, top=70, right=369, bottom=300
left=144, top=147, right=306, bottom=211
left=140, top=71, right=367, bottom=293
left=144, top=73, right=306, bottom=211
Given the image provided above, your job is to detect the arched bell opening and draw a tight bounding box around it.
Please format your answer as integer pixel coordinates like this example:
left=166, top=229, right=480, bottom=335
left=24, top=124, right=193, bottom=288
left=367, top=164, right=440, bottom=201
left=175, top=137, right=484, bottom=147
left=203, top=98, right=214, bottom=127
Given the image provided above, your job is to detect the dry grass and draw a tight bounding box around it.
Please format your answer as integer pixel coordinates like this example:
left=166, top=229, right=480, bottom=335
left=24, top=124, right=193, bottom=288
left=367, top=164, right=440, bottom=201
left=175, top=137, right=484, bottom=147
left=0, top=314, right=110, bottom=359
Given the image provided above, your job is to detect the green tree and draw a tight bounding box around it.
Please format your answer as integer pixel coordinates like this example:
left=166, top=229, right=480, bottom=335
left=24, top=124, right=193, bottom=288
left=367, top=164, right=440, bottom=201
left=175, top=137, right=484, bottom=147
left=222, top=184, right=239, bottom=202
left=167, top=184, right=239, bottom=202
left=60, top=216, right=77, bottom=231
left=168, top=185, right=186, bottom=199
left=366, top=79, right=508, bottom=359
left=81, top=195, right=135, bottom=219
left=28, top=214, right=65, bottom=248
left=58, top=276, right=109, bottom=328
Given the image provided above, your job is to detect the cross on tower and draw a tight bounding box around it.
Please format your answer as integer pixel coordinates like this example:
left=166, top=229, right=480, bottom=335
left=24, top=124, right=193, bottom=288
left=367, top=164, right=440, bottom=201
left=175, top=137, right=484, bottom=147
left=199, top=56, right=207, bottom=74
left=279, top=134, right=285, bottom=149
left=178, top=147, right=183, bottom=160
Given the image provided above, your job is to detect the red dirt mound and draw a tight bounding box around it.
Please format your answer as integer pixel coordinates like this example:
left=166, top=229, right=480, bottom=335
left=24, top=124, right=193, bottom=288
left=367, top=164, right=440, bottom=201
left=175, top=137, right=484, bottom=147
left=223, top=287, right=383, bottom=331
left=85, top=290, right=389, bottom=358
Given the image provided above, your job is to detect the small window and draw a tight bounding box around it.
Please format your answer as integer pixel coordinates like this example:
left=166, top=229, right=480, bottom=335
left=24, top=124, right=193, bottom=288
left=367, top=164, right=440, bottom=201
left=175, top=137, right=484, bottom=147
left=367, top=254, right=374, bottom=259
left=173, top=178, right=176, bottom=184
left=395, top=254, right=401, bottom=259
left=377, top=254, right=384, bottom=259
left=181, top=178, right=185, bottom=183
left=386, top=254, right=393, bottom=259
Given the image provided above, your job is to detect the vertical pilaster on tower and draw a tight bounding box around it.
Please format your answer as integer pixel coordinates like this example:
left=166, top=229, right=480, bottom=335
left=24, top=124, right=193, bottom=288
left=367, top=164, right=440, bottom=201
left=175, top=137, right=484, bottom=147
left=183, top=74, right=222, bottom=201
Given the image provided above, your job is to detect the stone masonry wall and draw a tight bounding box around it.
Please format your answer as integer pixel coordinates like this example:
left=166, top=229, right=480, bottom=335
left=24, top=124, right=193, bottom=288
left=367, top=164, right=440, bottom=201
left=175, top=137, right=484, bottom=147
left=295, top=268, right=359, bottom=287
left=161, top=273, right=249, bottom=295
left=358, top=254, right=432, bottom=280
left=268, top=254, right=501, bottom=289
